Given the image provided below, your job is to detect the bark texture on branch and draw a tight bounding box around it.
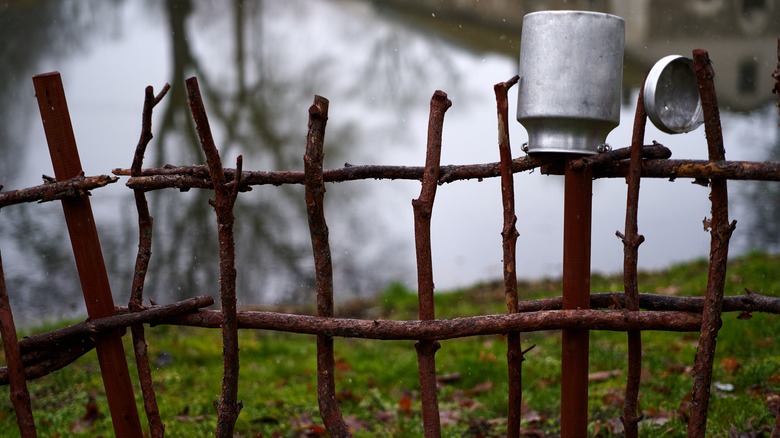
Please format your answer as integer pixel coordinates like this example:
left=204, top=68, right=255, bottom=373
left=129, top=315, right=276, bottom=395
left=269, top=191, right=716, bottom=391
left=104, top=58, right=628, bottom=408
left=0, top=175, right=117, bottom=208
left=495, top=76, right=525, bottom=438
left=167, top=308, right=703, bottom=339
left=304, top=95, right=351, bottom=437
left=0, top=252, right=36, bottom=436
left=186, top=77, right=243, bottom=437
left=619, top=78, right=648, bottom=438
left=687, top=50, right=737, bottom=438
left=128, top=83, right=170, bottom=438
left=413, top=90, right=451, bottom=438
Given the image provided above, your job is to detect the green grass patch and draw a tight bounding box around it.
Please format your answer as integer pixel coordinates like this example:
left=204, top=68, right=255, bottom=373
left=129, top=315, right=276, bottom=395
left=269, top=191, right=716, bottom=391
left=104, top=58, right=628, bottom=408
left=0, top=252, right=778, bottom=436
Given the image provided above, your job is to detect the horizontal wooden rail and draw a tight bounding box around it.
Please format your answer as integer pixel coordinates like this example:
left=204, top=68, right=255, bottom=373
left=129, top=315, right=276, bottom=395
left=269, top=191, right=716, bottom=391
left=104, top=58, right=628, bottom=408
left=115, top=154, right=780, bottom=193
left=0, top=175, right=117, bottom=208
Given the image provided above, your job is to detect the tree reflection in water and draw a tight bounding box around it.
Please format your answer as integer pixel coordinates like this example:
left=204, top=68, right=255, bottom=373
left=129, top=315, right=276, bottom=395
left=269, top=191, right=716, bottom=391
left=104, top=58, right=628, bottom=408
left=0, top=0, right=126, bottom=323
left=137, top=0, right=451, bottom=305
left=1, top=0, right=778, bottom=326
left=0, top=0, right=461, bottom=323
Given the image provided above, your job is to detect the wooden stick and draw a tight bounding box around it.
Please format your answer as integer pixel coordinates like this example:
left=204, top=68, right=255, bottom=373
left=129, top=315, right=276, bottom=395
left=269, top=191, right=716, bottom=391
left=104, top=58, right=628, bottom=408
left=304, top=95, right=351, bottom=437
left=413, top=90, right=451, bottom=438
left=129, top=83, right=170, bottom=438
left=687, top=50, right=737, bottom=438
left=185, top=76, right=243, bottom=437
left=619, top=78, right=648, bottom=438
left=32, top=72, right=143, bottom=438
left=0, top=252, right=36, bottom=436
left=494, top=76, right=525, bottom=438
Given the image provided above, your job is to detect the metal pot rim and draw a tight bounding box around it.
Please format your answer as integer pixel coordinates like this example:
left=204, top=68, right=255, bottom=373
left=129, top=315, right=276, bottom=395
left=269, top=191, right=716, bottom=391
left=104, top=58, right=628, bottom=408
left=523, top=10, right=624, bottom=20
left=643, top=55, right=704, bottom=134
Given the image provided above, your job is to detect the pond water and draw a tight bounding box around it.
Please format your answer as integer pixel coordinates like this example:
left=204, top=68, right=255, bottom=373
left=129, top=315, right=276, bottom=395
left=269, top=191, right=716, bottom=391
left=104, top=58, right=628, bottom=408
left=0, top=0, right=778, bottom=326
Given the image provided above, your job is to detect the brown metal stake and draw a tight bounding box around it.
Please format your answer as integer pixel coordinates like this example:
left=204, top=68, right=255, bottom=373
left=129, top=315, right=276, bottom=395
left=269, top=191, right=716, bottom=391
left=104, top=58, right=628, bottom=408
left=560, top=156, right=592, bottom=438
left=32, top=72, right=143, bottom=437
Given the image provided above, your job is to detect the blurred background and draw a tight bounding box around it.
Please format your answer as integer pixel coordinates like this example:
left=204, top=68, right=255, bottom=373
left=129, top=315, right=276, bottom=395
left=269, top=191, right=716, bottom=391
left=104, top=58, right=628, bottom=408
left=0, top=0, right=778, bottom=325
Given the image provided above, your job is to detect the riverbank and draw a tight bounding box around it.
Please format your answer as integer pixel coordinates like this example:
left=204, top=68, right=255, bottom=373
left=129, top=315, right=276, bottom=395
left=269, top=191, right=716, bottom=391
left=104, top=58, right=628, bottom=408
left=2, top=252, right=778, bottom=436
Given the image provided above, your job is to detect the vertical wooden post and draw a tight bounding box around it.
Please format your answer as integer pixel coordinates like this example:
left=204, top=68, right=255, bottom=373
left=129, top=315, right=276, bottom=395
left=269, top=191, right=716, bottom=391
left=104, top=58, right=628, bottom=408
left=687, top=49, right=735, bottom=438
left=32, top=72, right=142, bottom=438
left=0, top=251, right=37, bottom=437
left=560, top=157, right=592, bottom=437
left=413, top=90, right=451, bottom=438
left=494, top=75, right=524, bottom=438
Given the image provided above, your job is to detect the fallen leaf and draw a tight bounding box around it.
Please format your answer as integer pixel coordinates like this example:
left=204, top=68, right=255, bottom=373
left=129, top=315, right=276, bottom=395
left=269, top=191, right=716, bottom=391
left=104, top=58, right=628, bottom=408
left=479, top=350, right=497, bottom=362
left=728, top=423, right=764, bottom=438
left=437, top=372, right=461, bottom=384
left=374, top=410, right=395, bottom=423
left=662, top=363, right=692, bottom=377
left=81, top=398, right=100, bottom=424
left=521, top=409, right=544, bottom=424
left=305, top=424, right=327, bottom=436
left=336, top=389, right=360, bottom=403
left=334, top=358, right=351, bottom=372
left=398, top=393, right=413, bottom=416
left=438, top=409, right=461, bottom=426
left=720, top=357, right=741, bottom=373
left=465, top=381, right=494, bottom=395
left=588, top=369, right=621, bottom=382
left=70, top=393, right=101, bottom=433
left=343, top=415, right=370, bottom=432
left=173, top=414, right=207, bottom=423
left=536, top=378, right=554, bottom=389
left=655, top=285, right=680, bottom=295
left=591, top=417, right=625, bottom=436
left=643, top=406, right=676, bottom=423
left=519, top=427, right=546, bottom=437
left=250, top=416, right=280, bottom=425
left=601, top=387, right=625, bottom=407
left=291, top=413, right=327, bottom=437
left=678, top=392, right=693, bottom=422
left=465, top=417, right=491, bottom=436
left=640, top=416, right=671, bottom=426
left=766, top=394, right=780, bottom=416
left=452, top=391, right=483, bottom=411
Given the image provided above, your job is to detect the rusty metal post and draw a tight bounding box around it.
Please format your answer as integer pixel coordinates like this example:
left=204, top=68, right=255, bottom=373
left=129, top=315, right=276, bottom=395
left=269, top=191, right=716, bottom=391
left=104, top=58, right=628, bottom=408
left=32, top=72, right=143, bottom=438
left=560, top=157, right=592, bottom=437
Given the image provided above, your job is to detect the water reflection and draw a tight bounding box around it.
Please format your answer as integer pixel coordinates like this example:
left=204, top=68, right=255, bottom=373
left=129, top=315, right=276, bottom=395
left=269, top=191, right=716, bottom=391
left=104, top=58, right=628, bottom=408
left=0, top=0, right=778, bottom=325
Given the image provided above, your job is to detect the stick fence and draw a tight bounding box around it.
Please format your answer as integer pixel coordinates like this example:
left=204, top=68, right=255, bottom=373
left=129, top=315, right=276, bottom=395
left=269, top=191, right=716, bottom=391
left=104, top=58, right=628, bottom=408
left=0, top=42, right=779, bottom=437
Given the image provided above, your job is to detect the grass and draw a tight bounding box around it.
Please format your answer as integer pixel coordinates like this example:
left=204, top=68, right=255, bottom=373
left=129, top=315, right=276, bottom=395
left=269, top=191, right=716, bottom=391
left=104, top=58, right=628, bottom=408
left=0, top=251, right=778, bottom=436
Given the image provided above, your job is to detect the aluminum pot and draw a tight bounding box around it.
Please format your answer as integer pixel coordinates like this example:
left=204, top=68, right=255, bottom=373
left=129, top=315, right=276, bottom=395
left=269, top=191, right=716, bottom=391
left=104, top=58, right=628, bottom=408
left=517, top=11, right=625, bottom=155
left=643, top=55, right=703, bottom=134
